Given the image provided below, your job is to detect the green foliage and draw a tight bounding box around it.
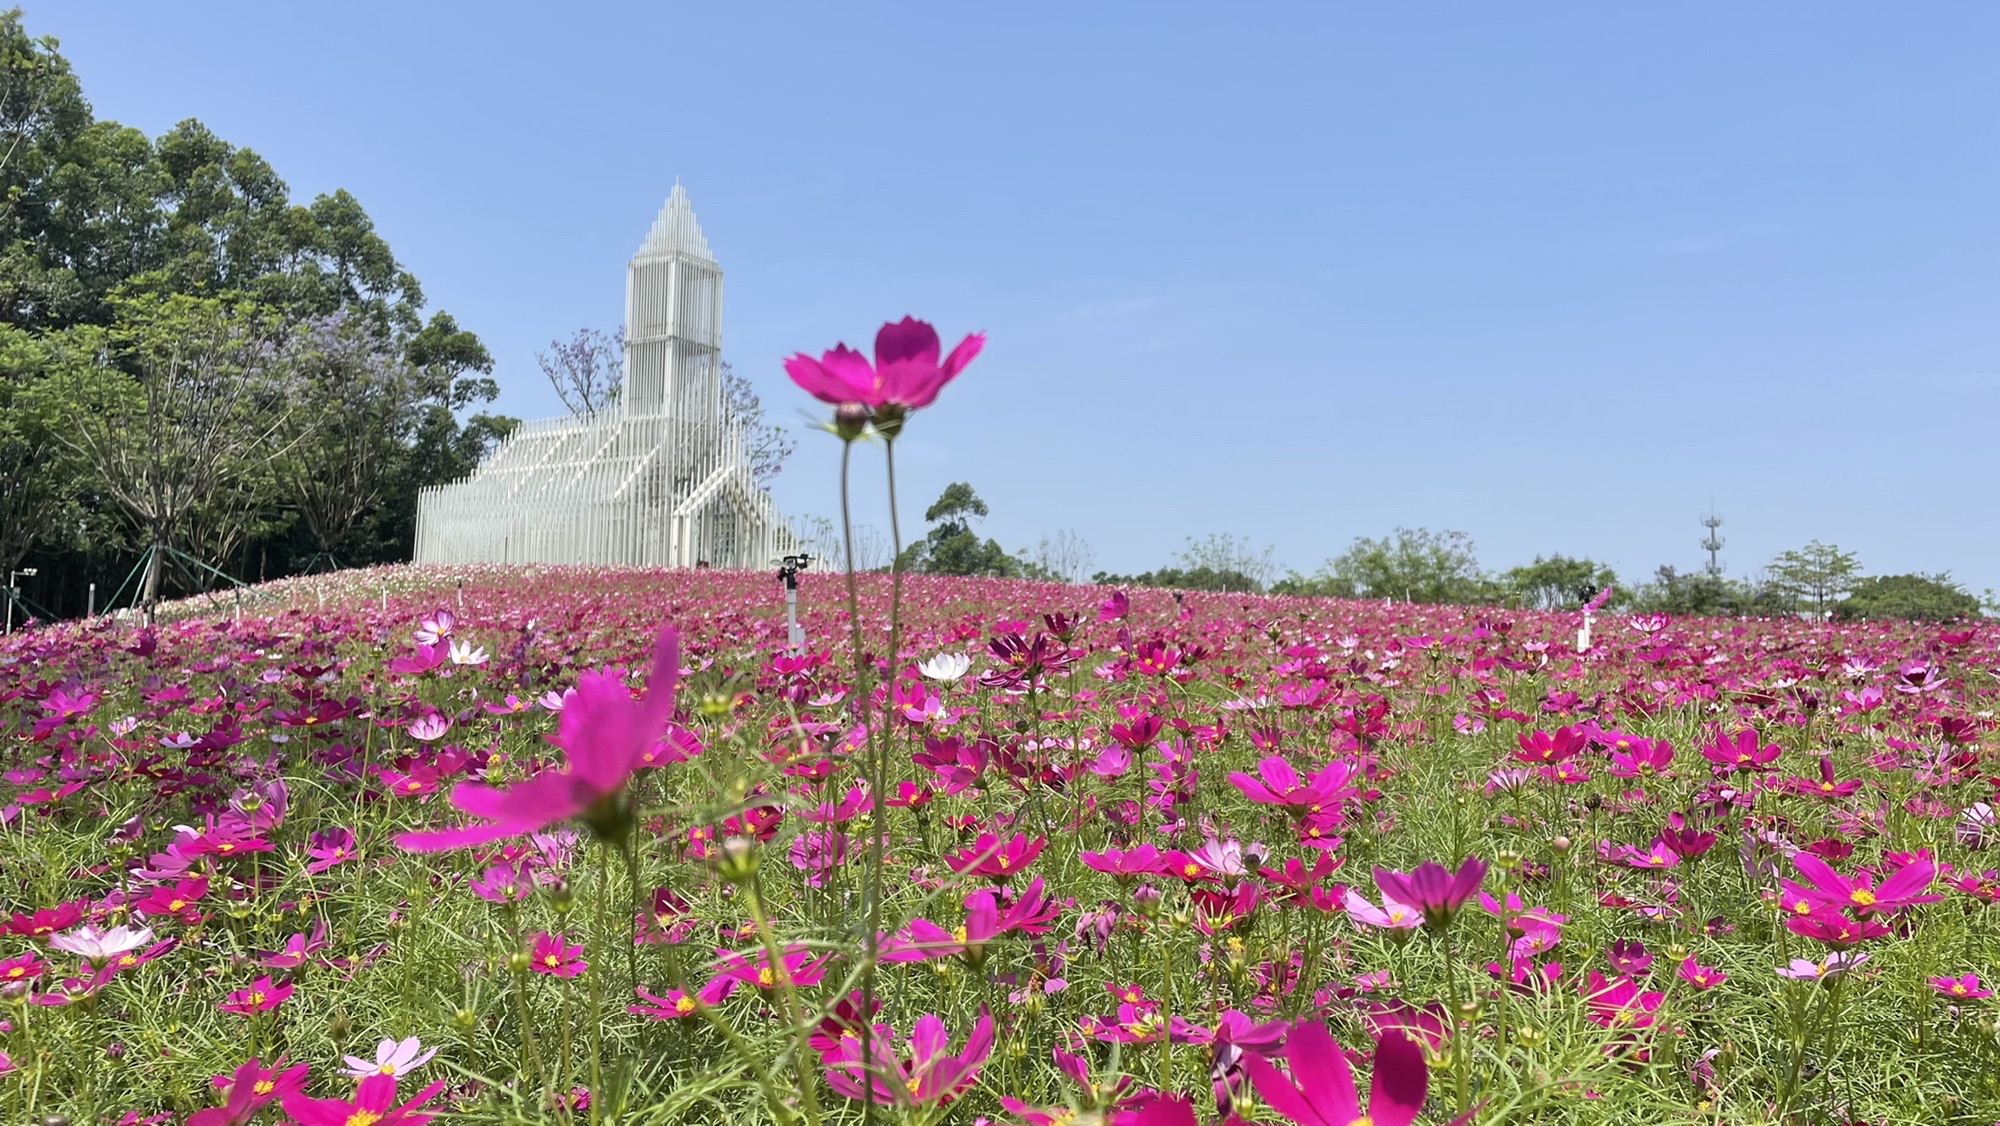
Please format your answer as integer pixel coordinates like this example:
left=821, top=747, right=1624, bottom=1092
left=900, top=482, right=1024, bottom=578
left=1833, top=573, right=1984, bottom=622
left=0, top=9, right=505, bottom=612
left=1501, top=554, right=1620, bottom=610
left=1764, top=540, right=1862, bottom=620
left=1092, top=564, right=1261, bottom=593
left=1277, top=527, right=1492, bottom=604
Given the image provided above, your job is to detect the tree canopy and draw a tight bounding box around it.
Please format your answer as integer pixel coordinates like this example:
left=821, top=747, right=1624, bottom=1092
left=0, top=10, right=507, bottom=615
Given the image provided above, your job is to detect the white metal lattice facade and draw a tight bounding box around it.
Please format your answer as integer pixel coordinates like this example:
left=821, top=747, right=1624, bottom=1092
left=413, top=187, right=793, bottom=569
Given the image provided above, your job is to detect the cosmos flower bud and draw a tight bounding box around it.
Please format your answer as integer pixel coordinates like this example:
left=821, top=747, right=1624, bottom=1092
left=1550, top=836, right=1572, bottom=854
left=832, top=402, right=872, bottom=441
left=1132, top=884, right=1164, bottom=920
left=508, top=950, right=533, bottom=974
left=329, top=1011, right=353, bottom=1040
left=714, top=836, right=761, bottom=884
left=545, top=877, right=574, bottom=914
left=454, top=1007, right=479, bottom=1033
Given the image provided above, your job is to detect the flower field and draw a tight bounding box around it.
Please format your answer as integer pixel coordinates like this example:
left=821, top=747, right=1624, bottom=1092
left=4, top=563, right=1999, bottom=1124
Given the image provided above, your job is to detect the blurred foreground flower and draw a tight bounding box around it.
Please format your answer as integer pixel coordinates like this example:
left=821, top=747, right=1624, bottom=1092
left=396, top=627, right=679, bottom=851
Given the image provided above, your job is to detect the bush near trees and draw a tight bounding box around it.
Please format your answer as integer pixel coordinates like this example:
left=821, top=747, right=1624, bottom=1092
left=0, top=11, right=509, bottom=617
left=1095, top=533, right=1275, bottom=593
left=1834, top=573, right=1983, bottom=622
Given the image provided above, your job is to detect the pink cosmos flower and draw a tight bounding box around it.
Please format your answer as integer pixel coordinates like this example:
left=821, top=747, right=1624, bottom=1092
left=700, top=945, right=830, bottom=1004
left=1342, top=888, right=1423, bottom=933
left=50, top=924, right=154, bottom=966
left=1779, top=851, right=1941, bottom=917
left=1679, top=957, right=1727, bottom=990
left=342, top=1036, right=437, bottom=1079
left=1929, top=973, right=1991, bottom=1000
left=1777, top=952, right=1868, bottom=984
left=820, top=1010, right=995, bottom=1107
left=188, top=1058, right=309, bottom=1126
left=395, top=627, right=679, bottom=851
left=254, top=924, right=329, bottom=970
left=1700, top=728, right=1782, bottom=774
left=1245, top=1021, right=1453, bottom=1126
left=1372, top=856, right=1487, bottom=931
left=219, top=975, right=294, bottom=1016
left=281, top=1074, right=447, bottom=1126
left=1227, top=755, right=1358, bottom=814
left=1581, top=972, right=1663, bottom=1030
left=783, top=316, right=984, bottom=417
left=304, top=828, right=356, bottom=874
left=630, top=986, right=702, bottom=1020
left=945, top=832, right=1046, bottom=883
left=530, top=932, right=587, bottom=977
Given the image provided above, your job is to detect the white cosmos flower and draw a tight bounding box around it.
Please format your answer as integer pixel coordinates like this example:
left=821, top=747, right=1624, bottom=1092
left=917, top=653, right=971, bottom=682
left=342, top=1035, right=438, bottom=1078
left=49, top=924, right=154, bottom=965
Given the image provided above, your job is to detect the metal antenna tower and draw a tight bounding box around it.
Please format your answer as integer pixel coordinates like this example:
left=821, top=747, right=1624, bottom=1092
left=1699, top=507, right=1725, bottom=576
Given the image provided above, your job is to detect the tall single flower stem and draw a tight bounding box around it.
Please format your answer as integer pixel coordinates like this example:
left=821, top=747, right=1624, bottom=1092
left=836, top=435, right=883, bottom=1126
left=745, top=875, right=825, bottom=1126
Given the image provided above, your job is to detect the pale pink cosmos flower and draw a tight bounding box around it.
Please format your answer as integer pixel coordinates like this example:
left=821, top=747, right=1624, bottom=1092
left=341, top=1036, right=437, bottom=1079
left=405, top=714, right=451, bottom=743
left=50, top=925, right=155, bottom=967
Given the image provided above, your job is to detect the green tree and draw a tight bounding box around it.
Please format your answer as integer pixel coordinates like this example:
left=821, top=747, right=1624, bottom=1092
left=1502, top=554, right=1620, bottom=610
left=900, top=482, right=1022, bottom=578
left=1765, top=541, right=1861, bottom=619
left=1278, top=527, right=1491, bottom=604
left=31, top=292, right=299, bottom=604
left=1833, top=574, right=1983, bottom=622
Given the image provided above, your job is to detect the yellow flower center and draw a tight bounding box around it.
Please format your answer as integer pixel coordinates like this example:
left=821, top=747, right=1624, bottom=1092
left=1850, top=889, right=1876, bottom=908
left=905, top=1077, right=923, bottom=1096
left=219, top=843, right=237, bottom=853
left=345, top=1113, right=382, bottom=1126
left=675, top=995, right=696, bottom=1014
left=379, top=1063, right=398, bottom=1074
left=757, top=967, right=776, bottom=987
left=1183, top=863, right=1200, bottom=877
left=997, top=855, right=1010, bottom=870
left=249, top=991, right=266, bottom=1005
left=951, top=926, right=968, bottom=944
left=543, top=955, right=560, bottom=967
left=4, top=968, right=20, bottom=978
left=168, top=899, right=185, bottom=911
left=1953, top=984, right=1968, bottom=995
left=254, top=1079, right=275, bottom=1094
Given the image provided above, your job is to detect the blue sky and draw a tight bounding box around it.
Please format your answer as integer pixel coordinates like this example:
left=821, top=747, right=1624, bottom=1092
left=49, top=3, right=2000, bottom=593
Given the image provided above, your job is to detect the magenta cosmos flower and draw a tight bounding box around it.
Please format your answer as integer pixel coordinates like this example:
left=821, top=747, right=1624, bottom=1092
left=282, top=1074, right=447, bottom=1126
left=530, top=932, right=587, bottom=977
left=1372, top=856, right=1487, bottom=931
left=219, top=975, right=293, bottom=1016
left=1245, top=1020, right=1464, bottom=1126
left=783, top=316, right=984, bottom=426
left=821, top=1010, right=995, bottom=1107
left=396, top=627, right=679, bottom=852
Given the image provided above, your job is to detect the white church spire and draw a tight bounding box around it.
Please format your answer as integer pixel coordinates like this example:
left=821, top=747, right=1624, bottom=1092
left=635, top=183, right=714, bottom=263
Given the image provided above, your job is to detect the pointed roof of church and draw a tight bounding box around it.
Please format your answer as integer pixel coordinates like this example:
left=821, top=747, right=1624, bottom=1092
left=635, top=183, right=714, bottom=262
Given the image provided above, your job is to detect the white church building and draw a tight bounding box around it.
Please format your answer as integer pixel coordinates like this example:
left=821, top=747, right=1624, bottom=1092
left=413, top=187, right=793, bottom=569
